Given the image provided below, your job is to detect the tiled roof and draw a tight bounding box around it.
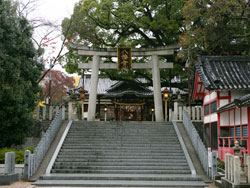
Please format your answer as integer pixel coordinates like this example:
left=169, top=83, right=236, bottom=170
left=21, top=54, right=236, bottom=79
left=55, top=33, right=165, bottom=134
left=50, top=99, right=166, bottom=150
left=105, top=80, right=153, bottom=97
left=76, top=76, right=188, bottom=95
left=217, top=93, right=250, bottom=112
left=194, top=56, right=250, bottom=90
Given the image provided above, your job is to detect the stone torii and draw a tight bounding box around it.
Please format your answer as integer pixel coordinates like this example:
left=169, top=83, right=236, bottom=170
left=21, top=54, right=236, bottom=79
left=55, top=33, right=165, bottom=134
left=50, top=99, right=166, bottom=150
left=74, top=45, right=178, bottom=122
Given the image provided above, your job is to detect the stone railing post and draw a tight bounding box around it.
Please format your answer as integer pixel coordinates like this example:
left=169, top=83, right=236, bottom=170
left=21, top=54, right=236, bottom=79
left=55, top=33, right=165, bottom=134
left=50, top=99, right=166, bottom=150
left=234, top=156, right=241, bottom=184
left=211, top=151, right=217, bottom=180
left=49, top=106, right=53, bottom=120
left=168, top=109, right=172, bottom=121
left=225, top=154, right=230, bottom=179
left=196, top=107, right=201, bottom=120
left=174, top=102, right=178, bottom=120
left=42, top=106, right=46, bottom=120
left=62, top=105, right=65, bottom=120
left=178, top=106, right=182, bottom=121
left=192, top=106, right=195, bottom=120
left=24, top=150, right=31, bottom=180
left=4, top=152, right=15, bottom=174
left=247, top=156, right=250, bottom=183
left=68, top=101, right=72, bottom=120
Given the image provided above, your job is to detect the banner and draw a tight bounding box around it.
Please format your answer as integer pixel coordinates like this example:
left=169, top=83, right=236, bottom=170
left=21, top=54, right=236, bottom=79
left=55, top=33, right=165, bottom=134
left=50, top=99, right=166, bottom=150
left=117, top=47, right=132, bottom=70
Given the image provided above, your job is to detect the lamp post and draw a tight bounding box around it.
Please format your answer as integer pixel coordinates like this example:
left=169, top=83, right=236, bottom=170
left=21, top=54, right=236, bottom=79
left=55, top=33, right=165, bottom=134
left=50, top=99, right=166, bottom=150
left=151, top=108, right=155, bottom=121
left=79, top=88, right=87, bottom=120
left=104, top=106, right=108, bottom=122
left=162, top=88, right=172, bottom=121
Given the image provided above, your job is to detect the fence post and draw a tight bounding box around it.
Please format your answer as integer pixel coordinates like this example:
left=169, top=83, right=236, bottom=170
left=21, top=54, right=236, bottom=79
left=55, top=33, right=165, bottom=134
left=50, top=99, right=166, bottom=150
left=192, top=107, right=195, bottom=120
left=225, top=154, right=229, bottom=180
left=234, top=156, right=241, bottom=184
left=174, top=102, right=178, bottom=120
left=42, top=106, right=46, bottom=120
left=247, top=156, right=250, bottom=183
left=211, top=151, right=217, bottom=180
left=49, top=106, right=53, bottom=120
left=4, top=152, right=15, bottom=174
left=24, top=150, right=31, bottom=180
left=68, top=101, right=72, bottom=120
left=178, top=106, right=182, bottom=121
left=62, top=105, right=65, bottom=120
left=196, top=107, right=200, bottom=120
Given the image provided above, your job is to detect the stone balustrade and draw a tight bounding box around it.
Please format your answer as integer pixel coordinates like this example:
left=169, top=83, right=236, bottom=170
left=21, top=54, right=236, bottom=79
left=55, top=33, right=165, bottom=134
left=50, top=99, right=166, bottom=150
left=169, top=102, right=203, bottom=121
left=24, top=108, right=63, bottom=180
left=224, top=154, right=250, bottom=185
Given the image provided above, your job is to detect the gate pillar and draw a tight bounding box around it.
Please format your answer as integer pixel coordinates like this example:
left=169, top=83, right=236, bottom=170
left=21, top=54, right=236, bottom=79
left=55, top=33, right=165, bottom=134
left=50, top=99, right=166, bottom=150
left=87, top=55, right=100, bottom=121
left=152, top=55, right=164, bottom=122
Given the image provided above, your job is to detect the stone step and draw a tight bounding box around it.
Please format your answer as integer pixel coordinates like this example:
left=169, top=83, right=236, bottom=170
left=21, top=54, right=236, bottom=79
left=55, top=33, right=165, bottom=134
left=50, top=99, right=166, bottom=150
left=52, top=165, right=190, bottom=171
left=63, top=140, right=180, bottom=144
left=56, top=155, right=186, bottom=160
left=62, top=143, right=180, bottom=147
left=33, top=179, right=207, bottom=187
left=59, top=148, right=183, bottom=153
left=57, top=152, right=184, bottom=157
left=53, top=161, right=188, bottom=167
left=55, top=158, right=187, bottom=163
left=61, top=145, right=182, bottom=149
left=50, top=169, right=191, bottom=174
left=40, top=174, right=202, bottom=181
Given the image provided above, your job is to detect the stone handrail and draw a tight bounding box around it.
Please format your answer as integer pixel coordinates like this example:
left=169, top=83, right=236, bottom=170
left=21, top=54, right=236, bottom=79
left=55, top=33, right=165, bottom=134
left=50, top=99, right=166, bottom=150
left=24, top=108, right=62, bottom=179
left=183, top=110, right=217, bottom=179
left=225, top=154, right=250, bottom=185
left=169, top=103, right=203, bottom=121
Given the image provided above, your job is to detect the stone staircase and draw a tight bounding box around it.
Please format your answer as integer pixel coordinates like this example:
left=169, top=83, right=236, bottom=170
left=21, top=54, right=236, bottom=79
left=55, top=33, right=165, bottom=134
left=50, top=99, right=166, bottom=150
left=34, top=121, right=207, bottom=187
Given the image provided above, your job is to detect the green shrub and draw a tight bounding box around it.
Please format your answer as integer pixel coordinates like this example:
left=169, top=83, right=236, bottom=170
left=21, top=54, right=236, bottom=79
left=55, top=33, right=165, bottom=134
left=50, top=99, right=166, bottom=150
left=217, top=158, right=225, bottom=170
left=0, top=147, right=34, bottom=164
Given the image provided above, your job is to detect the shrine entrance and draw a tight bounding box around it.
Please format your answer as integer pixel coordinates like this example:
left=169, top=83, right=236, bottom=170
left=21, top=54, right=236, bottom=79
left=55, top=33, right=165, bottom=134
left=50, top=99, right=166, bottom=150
left=74, top=45, right=178, bottom=122
left=115, top=102, right=145, bottom=121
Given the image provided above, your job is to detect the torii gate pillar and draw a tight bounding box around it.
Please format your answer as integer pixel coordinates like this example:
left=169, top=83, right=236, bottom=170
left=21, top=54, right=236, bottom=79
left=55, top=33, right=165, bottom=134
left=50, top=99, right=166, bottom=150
left=152, top=55, right=164, bottom=122
left=87, top=55, right=100, bottom=121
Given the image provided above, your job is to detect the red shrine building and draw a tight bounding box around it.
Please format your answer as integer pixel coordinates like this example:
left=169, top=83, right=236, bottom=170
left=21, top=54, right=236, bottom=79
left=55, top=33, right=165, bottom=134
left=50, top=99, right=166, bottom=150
left=192, top=56, right=250, bottom=161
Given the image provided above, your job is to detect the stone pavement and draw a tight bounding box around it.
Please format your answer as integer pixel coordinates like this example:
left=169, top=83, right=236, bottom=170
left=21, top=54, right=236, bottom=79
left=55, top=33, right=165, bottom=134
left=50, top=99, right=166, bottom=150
left=0, top=181, right=217, bottom=188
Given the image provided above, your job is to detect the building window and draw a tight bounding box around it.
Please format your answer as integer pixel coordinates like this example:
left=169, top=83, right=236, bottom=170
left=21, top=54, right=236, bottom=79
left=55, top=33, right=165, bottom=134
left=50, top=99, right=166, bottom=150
left=236, top=126, right=241, bottom=137
left=211, top=101, right=217, bottom=113
left=231, top=127, right=234, bottom=137
left=243, top=125, right=248, bottom=137
left=204, top=104, right=209, bottom=115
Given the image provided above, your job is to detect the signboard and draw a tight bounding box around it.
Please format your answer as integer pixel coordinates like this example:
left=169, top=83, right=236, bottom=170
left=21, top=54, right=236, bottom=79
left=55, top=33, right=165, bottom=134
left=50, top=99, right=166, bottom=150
left=117, top=47, right=132, bottom=71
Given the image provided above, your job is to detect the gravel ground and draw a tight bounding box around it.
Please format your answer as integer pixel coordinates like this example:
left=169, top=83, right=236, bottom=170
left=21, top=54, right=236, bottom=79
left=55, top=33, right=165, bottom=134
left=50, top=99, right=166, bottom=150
left=0, top=181, right=217, bottom=188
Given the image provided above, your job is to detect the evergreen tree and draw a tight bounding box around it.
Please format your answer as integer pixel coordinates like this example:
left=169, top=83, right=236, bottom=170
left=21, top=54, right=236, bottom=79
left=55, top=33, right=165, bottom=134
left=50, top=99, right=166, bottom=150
left=61, top=0, right=186, bottom=87
left=0, top=0, right=44, bottom=148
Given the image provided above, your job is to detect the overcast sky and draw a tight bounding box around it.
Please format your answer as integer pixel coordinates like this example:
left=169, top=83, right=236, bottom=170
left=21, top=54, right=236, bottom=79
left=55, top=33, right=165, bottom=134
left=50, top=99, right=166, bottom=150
left=24, top=0, right=79, bottom=22
left=20, top=0, right=80, bottom=74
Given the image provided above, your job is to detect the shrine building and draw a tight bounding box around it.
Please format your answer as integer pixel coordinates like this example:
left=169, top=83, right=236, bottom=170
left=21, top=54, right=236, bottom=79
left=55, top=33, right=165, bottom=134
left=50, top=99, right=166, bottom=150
left=192, top=56, right=250, bottom=161
left=76, top=75, right=187, bottom=121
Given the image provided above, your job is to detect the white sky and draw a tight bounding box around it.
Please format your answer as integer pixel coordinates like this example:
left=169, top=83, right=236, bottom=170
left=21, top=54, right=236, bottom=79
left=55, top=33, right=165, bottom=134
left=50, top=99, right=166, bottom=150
left=20, top=0, right=80, bottom=75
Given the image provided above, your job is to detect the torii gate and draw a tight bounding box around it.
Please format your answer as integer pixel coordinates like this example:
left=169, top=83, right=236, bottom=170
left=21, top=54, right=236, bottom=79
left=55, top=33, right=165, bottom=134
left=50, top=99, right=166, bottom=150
left=74, top=45, right=177, bottom=122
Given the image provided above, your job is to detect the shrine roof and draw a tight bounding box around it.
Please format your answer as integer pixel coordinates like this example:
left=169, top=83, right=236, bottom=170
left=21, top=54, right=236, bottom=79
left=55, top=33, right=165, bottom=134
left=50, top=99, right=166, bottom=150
left=217, top=93, right=250, bottom=112
left=104, top=80, right=153, bottom=97
left=194, top=56, right=250, bottom=91
left=76, top=76, right=187, bottom=96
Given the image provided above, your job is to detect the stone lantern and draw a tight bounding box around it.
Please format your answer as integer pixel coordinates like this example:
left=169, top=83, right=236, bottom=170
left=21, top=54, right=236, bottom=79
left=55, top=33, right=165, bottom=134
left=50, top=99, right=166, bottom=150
left=161, top=88, right=172, bottom=121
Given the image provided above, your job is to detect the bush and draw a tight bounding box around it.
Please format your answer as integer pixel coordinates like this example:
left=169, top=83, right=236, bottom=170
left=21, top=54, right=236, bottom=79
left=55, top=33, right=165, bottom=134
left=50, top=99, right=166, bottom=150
left=217, top=158, right=225, bottom=170
left=0, top=147, right=34, bottom=164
